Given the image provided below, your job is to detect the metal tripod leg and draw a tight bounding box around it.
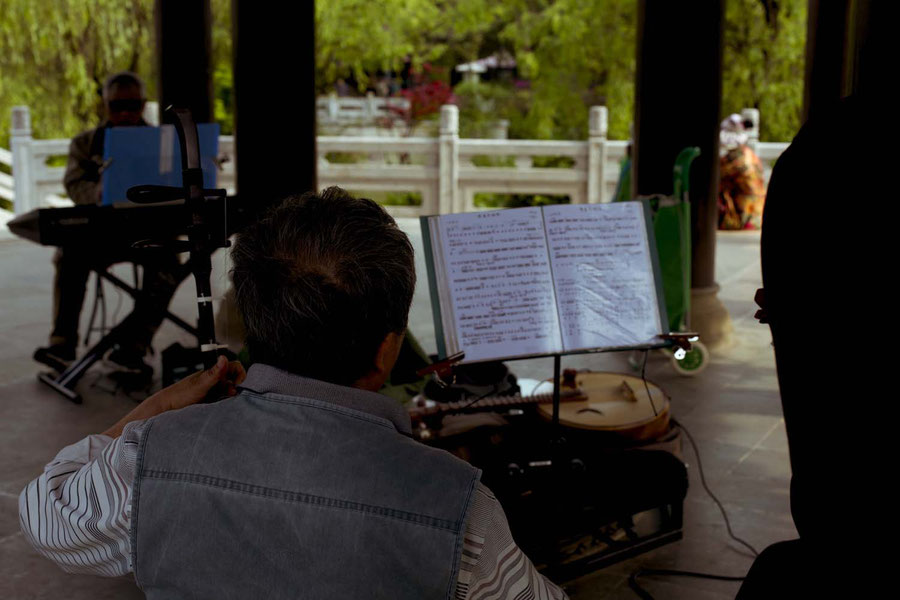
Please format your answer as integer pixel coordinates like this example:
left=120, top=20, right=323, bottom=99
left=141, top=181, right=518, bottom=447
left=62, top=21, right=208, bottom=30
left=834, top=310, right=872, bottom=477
left=37, top=320, right=130, bottom=404
left=38, top=261, right=198, bottom=403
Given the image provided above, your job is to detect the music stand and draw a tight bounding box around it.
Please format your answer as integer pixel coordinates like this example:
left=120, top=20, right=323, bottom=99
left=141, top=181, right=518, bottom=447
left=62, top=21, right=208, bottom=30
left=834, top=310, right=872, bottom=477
left=38, top=118, right=226, bottom=403
left=102, top=124, right=219, bottom=205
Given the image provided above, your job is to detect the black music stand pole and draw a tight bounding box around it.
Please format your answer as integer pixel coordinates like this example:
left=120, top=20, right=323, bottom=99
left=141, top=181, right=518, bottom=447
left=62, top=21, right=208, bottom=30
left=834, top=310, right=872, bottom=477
left=552, top=353, right=561, bottom=434
left=550, top=352, right=568, bottom=477
left=169, top=107, right=222, bottom=369
left=128, top=107, right=230, bottom=371
left=36, top=107, right=229, bottom=403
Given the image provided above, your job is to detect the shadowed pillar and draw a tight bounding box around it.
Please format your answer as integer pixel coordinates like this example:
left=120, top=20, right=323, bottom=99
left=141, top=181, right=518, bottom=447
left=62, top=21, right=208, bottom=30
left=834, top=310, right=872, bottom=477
left=803, top=0, right=852, bottom=122
left=633, top=0, right=730, bottom=349
left=232, top=0, right=317, bottom=216
left=804, top=0, right=892, bottom=122
left=155, top=0, right=213, bottom=124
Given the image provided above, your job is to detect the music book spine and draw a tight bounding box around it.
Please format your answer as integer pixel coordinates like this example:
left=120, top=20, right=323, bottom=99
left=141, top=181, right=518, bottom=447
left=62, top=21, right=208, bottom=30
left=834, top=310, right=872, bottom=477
left=420, top=216, right=448, bottom=359
left=642, top=197, right=670, bottom=335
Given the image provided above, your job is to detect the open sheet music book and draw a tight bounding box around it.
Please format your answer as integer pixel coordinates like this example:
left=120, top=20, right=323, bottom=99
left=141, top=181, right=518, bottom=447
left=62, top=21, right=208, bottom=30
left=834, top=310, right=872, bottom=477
left=421, top=201, right=668, bottom=363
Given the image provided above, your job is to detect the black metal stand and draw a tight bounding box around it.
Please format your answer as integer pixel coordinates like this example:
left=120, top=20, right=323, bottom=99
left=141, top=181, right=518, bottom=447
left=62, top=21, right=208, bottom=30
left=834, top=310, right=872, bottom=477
left=38, top=260, right=199, bottom=404
left=84, top=271, right=108, bottom=346
left=551, top=353, right=561, bottom=433
left=127, top=107, right=230, bottom=371
left=42, top=107, right=232, bottom=405
left=39, top=318, right=131, bottom=404
left=548, top=353, right=565, bottom=472
left=537, top=351, right=686, bottom=581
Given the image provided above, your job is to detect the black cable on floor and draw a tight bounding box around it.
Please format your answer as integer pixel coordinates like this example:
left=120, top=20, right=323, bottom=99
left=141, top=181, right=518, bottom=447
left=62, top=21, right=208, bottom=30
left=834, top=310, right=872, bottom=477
left=628, top=568, right=747, bottom=599
left=672, top=417, right=759, bottom=558
left=627, top=417, right=761, bottom=599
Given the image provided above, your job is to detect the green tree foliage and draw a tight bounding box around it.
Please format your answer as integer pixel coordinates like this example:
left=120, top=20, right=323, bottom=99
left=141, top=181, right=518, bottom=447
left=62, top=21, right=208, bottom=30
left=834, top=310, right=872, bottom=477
left=0, top=0, right=806, bottom=154
left=722, top=0, right=806, bottom=141
left=316, top=0, right=436, bottom=92
left=454, top=80, right=529, bottom=138
left=211, top=0, right=234, bottom=133
left=468, top=0, right=805, bottom=142
left=0, top=0, right=155, bottom=148
left=315, top=0, right=514, bottom=93
left=498, top=0, right=636, bottom=140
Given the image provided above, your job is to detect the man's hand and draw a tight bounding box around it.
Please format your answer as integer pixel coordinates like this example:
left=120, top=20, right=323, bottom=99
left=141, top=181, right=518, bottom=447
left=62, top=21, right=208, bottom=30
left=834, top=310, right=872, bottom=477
left=754, top=288, right=769, bottom=324
left=156, top=355, right=246, bottom=412
left=102, top=356, right=246, bottom=438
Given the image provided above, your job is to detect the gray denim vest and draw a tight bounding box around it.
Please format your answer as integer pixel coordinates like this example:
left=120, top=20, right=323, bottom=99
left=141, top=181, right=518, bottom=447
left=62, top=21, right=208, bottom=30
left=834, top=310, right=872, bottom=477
left=131, top=365, right=480, bottom=599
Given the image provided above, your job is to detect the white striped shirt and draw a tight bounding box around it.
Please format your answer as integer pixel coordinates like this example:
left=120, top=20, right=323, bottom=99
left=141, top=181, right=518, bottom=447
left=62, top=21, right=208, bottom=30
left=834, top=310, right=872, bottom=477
left=19, top=419, right=567, bottom=599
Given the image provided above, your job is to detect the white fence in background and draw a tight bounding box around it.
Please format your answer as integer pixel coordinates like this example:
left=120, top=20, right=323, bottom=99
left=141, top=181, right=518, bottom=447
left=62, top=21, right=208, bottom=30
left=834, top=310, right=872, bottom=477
left=317, top=92, right=410, bottom=126
left=5, top=104, right=787, bottom=219
left=754, top=142, right=787, bottom=185
left=317, top=105, right=627, bottom=217
left=0, top=146, right=13, bottom=204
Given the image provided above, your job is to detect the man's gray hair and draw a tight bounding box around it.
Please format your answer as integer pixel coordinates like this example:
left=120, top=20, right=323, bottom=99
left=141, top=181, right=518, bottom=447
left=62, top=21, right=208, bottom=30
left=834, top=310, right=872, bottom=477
left=231, top=188, right=416, bottom=386
left=102, top=71, right=145, bottom=100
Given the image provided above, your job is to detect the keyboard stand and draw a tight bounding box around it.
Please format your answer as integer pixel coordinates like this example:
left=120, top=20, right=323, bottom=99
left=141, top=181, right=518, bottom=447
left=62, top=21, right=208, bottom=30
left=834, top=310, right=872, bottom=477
left=38, top=261, right=198, bottom=404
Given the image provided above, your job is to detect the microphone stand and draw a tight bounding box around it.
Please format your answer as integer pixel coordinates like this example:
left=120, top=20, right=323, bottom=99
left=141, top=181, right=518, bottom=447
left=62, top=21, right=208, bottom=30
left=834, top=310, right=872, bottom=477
left=127, top=107, right=230, bottom=370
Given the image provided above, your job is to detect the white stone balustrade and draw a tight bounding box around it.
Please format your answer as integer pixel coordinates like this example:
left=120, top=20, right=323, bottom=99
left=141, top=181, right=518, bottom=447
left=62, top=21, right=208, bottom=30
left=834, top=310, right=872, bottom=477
left=0, top=147, right=13, bottom=204
left=4, top=104, right=789, bottom=219
left=318, top=92, right=410, bottom=125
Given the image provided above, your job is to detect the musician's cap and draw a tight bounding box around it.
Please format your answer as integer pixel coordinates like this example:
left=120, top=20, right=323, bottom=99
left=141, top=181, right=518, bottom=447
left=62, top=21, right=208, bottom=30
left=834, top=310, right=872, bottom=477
left=103, top=71, right=146, bottom=101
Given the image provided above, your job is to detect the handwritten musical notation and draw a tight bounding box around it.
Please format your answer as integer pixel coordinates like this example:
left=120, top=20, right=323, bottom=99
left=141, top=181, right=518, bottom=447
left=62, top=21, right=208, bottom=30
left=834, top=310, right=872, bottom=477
left=437, top=208, right=562, bottom=361
left=426, top=201, right=663, bottom=362
left=543, top=202, right=662, bottom=351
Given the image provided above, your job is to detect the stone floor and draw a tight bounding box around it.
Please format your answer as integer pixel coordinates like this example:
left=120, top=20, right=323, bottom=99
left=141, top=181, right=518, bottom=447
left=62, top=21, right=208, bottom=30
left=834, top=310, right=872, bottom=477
left=0, top=221, right=793, bottom=599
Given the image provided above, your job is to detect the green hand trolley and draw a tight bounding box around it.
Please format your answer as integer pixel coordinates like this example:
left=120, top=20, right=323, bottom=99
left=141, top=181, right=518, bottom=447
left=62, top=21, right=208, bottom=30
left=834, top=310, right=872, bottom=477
left=619, top=146, right=709, bottom=375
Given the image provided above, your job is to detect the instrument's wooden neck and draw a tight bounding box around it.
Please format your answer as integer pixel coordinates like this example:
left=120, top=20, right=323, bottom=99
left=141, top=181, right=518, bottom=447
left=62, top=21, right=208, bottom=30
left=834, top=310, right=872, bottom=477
left=410, top=387, right=583, bottom=421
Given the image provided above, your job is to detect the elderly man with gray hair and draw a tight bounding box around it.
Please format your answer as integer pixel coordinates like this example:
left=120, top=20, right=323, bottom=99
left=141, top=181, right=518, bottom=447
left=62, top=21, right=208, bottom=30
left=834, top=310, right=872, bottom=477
left=21, top=188, right=568, bottom=599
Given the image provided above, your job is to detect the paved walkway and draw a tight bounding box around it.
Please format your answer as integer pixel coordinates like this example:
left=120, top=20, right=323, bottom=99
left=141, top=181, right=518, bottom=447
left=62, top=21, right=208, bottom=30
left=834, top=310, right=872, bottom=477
left=0, top=209, right=13, bottom=240
left=0, top=222, right=792, bottom=599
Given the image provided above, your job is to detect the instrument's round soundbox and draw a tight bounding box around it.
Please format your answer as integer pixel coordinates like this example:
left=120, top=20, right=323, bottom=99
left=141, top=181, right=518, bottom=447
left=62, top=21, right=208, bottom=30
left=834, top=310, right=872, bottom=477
left=536, top=371, right=670, bottom=443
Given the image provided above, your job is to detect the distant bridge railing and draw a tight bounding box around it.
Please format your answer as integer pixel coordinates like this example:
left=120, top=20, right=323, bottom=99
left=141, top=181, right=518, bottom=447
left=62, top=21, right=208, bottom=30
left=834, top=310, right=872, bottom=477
left=6, top=104, right=787, bottom=219
left=0, top=146, right=13, bottom=205
left=317, top=92, right=410, bottom=126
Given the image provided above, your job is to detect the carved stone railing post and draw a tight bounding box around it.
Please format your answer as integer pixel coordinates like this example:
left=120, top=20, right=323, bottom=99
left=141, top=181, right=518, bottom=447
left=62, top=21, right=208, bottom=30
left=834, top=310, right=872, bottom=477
left=10, top=106, right=34, bottom=215
left=439, top=105, right=460, bottom=214
left=587, top=105, right=608, bottom=203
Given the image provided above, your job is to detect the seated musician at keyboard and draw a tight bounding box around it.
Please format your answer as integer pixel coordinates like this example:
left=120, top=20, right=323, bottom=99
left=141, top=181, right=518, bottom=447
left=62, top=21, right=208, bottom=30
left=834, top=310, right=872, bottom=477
left=19, top=188, right=568, bottom=600
left=33, top=71, right=180, bottom=383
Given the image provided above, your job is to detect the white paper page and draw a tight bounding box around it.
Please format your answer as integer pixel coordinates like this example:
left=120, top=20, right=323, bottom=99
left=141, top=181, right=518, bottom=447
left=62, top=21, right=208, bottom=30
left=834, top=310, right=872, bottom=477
left=437, top=207, right=563, bottom=362
left=543, top=202, right=663, bottom=351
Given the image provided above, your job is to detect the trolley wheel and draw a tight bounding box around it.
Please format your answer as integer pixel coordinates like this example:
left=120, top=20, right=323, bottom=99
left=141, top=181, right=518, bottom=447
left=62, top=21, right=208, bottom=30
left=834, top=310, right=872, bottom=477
left=670, top=341, right=709, bottom=376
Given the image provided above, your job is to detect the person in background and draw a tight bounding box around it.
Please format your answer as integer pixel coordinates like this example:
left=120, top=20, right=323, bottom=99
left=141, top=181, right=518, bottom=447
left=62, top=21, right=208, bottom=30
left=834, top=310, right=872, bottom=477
left=718, top=113, right=765, bottom=230
left=737, top=91, right=891, bottom=598
left=33, top=71, right=182, bottom=384
left=335, top=78, right=351, bottom=97
left=20, top=188, right=568, bottom=600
